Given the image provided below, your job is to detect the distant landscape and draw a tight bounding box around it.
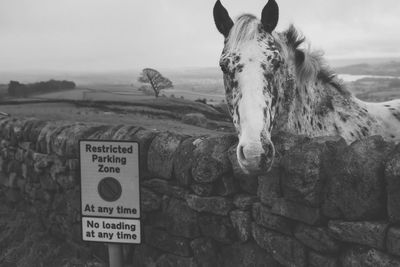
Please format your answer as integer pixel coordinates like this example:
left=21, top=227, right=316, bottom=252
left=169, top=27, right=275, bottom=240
left=0, top=58, right=399, bottom=134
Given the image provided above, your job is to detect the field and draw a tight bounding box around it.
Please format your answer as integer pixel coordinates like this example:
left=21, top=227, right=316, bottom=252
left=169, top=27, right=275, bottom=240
left=1, top=60, right=400, bottom=135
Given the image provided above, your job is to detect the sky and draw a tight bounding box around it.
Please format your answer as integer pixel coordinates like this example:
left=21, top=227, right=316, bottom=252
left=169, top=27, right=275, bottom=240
left=1, top=0, right=400, bottom=72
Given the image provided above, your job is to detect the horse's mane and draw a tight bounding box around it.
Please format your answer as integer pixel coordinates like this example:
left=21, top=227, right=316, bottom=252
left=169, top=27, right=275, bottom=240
left=284, top=25, right=348, bottom=95
left=226, top=14, right=349, bottom=96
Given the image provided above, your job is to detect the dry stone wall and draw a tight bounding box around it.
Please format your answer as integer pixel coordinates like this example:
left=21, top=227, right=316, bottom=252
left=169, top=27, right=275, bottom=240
left=0, top=116, right=400, bottom=266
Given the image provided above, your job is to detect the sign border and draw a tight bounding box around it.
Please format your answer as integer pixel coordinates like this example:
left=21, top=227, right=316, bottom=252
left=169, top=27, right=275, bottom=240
left=79, top=139, right=142, bottom=244
left=81, top=216, right=142, bottom=245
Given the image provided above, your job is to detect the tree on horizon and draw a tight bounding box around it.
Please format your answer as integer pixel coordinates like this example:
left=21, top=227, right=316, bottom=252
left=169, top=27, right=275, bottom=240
left=138, top=68, right=173, bottom=98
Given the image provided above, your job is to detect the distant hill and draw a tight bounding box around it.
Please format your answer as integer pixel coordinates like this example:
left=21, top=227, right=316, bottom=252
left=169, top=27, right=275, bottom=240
left=334, top=61, right=400, bottom=76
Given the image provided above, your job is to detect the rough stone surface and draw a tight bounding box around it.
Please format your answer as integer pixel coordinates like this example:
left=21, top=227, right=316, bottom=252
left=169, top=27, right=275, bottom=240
left=142, top=178, right=187, bottom=199
left=323, top=136, right=392, bottom=220
left=191, top=238, right=219, bottom=267
left=220, top=242, right=281, bottom=267
left=147, top=132, right=187, bottom=179
left=294, top=223, right=340, bottom=253
left=2, top=117, right=400, bottom=266
left=227, top=144, right=258, bottom=194
left=191, top=135, right=236, bottom=183
left=164, top=198, right=200, bottom=238
left=328, top=221, right=388, bottom=249
left=186, top=194, right=233, bottom=215
left=280, top=137, right=343, bottom=207
left=216, top=174, right=238, bottom=196
left=198, top=214, right=235, bottom=244
left=252, top=202, right=292, bottom=235
left=140, top=188, right=162, bottom=212
left=257, top=168, right=282, bottom=207
left=271, top=198, right=321, bottom=225
left=385, top=144, right=400, bottom=222
left=341, top=246, right=400, bottom=267
left=155, top=254, right=197, bottom=267
left=173, top=137, right=197, bottom=186
left=233, top=194, right=258, bottom=210
left=387, top=227, right=400, bottom=257
left=309, top=251, right=339, bottom=267
left=190, top=183, right=214, bottom=197
left=229, top=210, right=252, bottom=242
left=144, top=227, right=192, bottom=257
left=252, top=223, right=306, bottom=267
left=132, top=244, right=163, bottom=266
left=130, top=128, right=157, bottom=171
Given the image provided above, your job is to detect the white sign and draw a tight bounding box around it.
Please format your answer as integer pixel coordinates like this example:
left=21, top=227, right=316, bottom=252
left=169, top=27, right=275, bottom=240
left=80, top=140, right=141, bottom=244
left=82, top=217, right=141, bottom=244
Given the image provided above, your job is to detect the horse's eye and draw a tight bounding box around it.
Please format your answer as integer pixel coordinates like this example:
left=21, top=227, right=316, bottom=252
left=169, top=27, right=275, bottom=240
left=220, top=64, right=228, bottom=73
left=219, top=59, right=230, bottom=73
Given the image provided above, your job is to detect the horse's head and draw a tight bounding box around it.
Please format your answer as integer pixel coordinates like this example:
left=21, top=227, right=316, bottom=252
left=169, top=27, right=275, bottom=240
left=213, top=0, right=293, bottom=174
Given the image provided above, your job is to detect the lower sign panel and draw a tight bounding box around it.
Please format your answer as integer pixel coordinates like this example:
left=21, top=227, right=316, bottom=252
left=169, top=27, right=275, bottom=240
left=82, top=217, right=141, bottom=244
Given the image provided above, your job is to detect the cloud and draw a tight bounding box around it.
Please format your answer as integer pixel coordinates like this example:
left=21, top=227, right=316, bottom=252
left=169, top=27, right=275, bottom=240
left=0, top=0, right=399, bottom=71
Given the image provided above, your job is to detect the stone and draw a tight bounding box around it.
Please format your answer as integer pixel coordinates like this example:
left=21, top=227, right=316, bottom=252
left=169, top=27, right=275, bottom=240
left=39, top=173, right=57, bottom=191
left=252, top=223, right=306, bottom=267
left=229, top=210, right=252, bottom=242
left=309, top=251, right=339, bottom=267
left=271, top=198, right=321, bottom=225
left=21, top=119, right=47, bottom=142
left=341, top=246, right=400, bottom=267
left=387, top=227, right=400, bottom=257
left=51, top=123, right=105, bottom=157
left=191, top=135, right=236, bottom=183
left=328, top=221, right=388, bottom=249
left=294, top=223, right=340, bottom=253
left=130, top=128, right=158, bottom=172
left=173, top=137, right=197, bottom=186
left=142, top=178, right=187, bottom=199
left=132, top=244, right=162, bottom=266
left=227, top=144, right=258, bottom=194
left=257, top=168, right=282, bottom=207
left=385, top=144, right=400, bottom=222
left=190, top=183, right=214, bottom=197
left=144, top=227, right=192, bottom=257
left=280, top=137, right=344, bottom=207
left=216, top=174, right=238, bottom=196
left=271, top=131, right=310, bottom=160
left=147, top=132, right=187, bottom=180
left=186, top=194, right=233, bottom=216
left=155, top=254, right=197, bottom=267
left=140, top=188, right=161, bottom=212
left=191, top=238, right=219, bottom=267
left=323, top=136, right=392, bottom=220
left=164, top=198, right=200, bottom=238
left=198, top=214, right=235, bottom=244
left=66, top=159, right=79, bottom=172
left=110, top=125, right=141, bottom=140
left=220, top=242, right=281, bottom=267
left=233, top=194, right=258, bottom=210
left=252, top=202, right=292, bottom=235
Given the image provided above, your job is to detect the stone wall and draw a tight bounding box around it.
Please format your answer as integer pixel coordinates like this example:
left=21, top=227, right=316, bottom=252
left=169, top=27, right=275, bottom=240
left=0, top=116, right=400, bottom=266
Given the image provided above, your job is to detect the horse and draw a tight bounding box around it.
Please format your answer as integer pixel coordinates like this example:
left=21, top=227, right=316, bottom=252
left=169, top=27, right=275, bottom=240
left=213, top=0, right=400, bottom=174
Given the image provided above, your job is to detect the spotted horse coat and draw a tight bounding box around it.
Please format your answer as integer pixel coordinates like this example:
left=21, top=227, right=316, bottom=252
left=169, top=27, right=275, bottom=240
left=213, top=0, right=400, bottom=174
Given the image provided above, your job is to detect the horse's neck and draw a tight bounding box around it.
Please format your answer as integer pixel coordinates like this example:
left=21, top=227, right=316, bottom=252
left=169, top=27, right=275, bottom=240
left=274, top=80, right=383, bottom=143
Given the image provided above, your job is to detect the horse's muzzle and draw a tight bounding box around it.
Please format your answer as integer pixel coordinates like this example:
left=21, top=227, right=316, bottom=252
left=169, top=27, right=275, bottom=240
left=237, top=140, right=275, bottom=174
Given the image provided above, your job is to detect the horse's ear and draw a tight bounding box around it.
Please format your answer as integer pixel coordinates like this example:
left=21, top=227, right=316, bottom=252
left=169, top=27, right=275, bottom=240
left=261, top=0, right=279, bottom=33
left=213, top=0, right=233, bottom=38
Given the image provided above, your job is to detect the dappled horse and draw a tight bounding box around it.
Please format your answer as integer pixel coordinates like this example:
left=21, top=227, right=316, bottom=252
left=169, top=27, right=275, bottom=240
left=213, top=0, right=400, bottom=174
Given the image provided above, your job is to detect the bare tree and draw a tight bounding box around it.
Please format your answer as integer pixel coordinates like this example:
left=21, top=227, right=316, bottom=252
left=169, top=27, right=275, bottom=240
left=138, top=68, right=173, bottom=97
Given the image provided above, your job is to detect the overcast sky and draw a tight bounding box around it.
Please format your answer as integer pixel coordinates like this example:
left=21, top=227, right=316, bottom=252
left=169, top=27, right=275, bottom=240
left=1, top=0, right=400, bottom=72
